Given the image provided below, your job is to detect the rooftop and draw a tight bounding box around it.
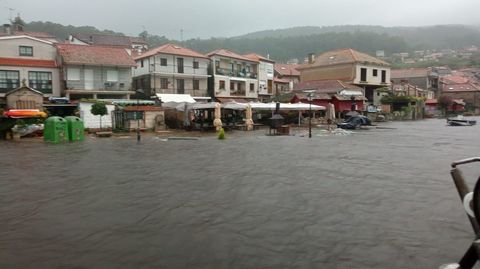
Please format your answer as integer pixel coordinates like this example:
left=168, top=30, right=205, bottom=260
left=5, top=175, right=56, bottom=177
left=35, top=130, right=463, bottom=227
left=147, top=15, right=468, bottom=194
left=243, top=53, right=275, bottom=63
left=391, top=68, right=429, bottom=78
left=134, top=43, right=208, bottom=60
left=72, top=33, right=146, bottom=47
left=207, top=49, right=258, bottom=63
left=293, top=79, right=364, bottom=94
left=298, top=48, right=390, bottom=70
left=0, top=57, right=57, bottom=68
left=57, top=44, right=136, bottom=67
left=274, top=63, right=300, bottom=77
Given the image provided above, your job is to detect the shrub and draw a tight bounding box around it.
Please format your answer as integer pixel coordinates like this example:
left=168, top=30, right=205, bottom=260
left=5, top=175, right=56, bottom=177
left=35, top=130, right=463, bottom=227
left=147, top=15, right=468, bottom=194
left=218, top=128, right=225, bottom=140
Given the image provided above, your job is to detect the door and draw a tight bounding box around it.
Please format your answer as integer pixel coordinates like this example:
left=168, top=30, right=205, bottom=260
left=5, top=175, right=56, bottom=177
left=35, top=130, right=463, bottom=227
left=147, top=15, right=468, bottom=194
left=177, top=58, right=184, bottom=73
left=177, top=79, right=185, bottom=94
left=84, top=69, right=94, bottom=89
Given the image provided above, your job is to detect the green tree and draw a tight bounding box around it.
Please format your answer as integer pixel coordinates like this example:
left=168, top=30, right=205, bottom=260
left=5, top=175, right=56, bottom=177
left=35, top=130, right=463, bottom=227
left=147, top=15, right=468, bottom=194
left=90, top=102, right=108, bottom=130
left=438, top=95, right=453, bottom=117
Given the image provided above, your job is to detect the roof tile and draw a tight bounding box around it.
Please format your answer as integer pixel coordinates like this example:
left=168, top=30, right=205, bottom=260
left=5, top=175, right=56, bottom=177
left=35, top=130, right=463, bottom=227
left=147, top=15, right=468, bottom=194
left=57, top=44, right=136, bottom=67
left=135, top=43, right=208, bottom=60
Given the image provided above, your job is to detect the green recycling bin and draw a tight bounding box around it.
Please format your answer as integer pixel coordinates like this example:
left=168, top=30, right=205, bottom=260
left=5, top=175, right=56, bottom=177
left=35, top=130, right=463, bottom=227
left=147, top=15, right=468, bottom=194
left=65, top=116, right=85, bottom=142
left=44, top=116, right=68, bottom=143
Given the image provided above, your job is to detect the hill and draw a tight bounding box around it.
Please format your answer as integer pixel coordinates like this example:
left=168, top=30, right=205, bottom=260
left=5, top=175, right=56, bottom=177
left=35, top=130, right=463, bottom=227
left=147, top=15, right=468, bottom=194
left=21, top=21, right=480, bottom=63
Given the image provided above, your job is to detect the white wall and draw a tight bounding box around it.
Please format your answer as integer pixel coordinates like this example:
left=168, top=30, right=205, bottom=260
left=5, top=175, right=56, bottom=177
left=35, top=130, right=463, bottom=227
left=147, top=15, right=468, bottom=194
left=353, top=64, right=391, bottom=86
left=213, top=75, right=258, bottom=98
left=0, top=65, right=61, bottom=97
left=79, top=102, right=115, bottom=129
left=133, top=54, right=210, bottom=77
left=0, top=37, right=57, bottom=60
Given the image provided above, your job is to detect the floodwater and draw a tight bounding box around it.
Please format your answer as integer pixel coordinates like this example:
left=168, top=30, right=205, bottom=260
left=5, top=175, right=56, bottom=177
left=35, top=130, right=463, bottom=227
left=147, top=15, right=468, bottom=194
left=1, top=119, right=480, bottom=269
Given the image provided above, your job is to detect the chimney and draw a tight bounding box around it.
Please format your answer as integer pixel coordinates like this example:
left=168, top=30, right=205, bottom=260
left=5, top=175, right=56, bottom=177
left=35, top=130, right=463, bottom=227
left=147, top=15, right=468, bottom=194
left=3, top=24, right=11, bottom=35
left=308, top=53, right=315, bottom=64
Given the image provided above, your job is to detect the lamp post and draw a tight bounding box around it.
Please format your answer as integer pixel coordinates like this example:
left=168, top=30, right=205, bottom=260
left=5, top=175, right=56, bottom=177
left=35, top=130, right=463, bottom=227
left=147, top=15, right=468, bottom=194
left=307, top=92, right=315, bottom=138
left=135, top=89, right=144, bottom=143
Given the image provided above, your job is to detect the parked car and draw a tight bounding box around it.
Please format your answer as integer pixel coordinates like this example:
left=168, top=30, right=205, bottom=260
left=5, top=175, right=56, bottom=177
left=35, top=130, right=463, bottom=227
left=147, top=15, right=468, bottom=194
left=337, top=115, right=372, bottom=129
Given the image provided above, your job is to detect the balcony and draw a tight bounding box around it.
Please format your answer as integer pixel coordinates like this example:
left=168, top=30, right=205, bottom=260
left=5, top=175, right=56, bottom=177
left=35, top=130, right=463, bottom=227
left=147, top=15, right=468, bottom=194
left=215, top=68, right=257, bottom=79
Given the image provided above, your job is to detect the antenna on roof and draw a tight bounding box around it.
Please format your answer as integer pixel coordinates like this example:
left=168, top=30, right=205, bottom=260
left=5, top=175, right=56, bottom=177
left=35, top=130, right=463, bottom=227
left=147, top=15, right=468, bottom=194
left=6, top=7, right=15, bottom=22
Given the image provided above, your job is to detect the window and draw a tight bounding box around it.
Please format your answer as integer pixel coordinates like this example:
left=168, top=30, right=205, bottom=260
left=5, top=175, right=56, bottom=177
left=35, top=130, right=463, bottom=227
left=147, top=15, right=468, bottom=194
left=250, top=83, right=255, bottom=92
left=193, top=61, right=199, bottom=69
left=140, top=60, right=144, bottom=68
left=193, top=79, right=200, bottom=90
left=107, top=70, right=119, bottom=82
left=126, top=111, right=144, bottom=120
left=67, top=68, right=80, bottom=80
left=360, top=68, right=367, bottom=82
left=215, top=60, right=220, bottom=68
left=381, top=70, right=387, bottom=83
left=230, top=81, right=235, bottom=90
left=176, top=79, right=185, bottom=94
left=160, top=78, right=168, bottom=89
left=219, top=80, right=225, bottom=90
left=19, top=46, right=33, bottom=56
left=28, top=71, right=52, bottom=93
left=0, top=70, right=20, bottom=93
left=373, top=69, right=378, bottom=77
left=160, top=58, right=167, bottom=66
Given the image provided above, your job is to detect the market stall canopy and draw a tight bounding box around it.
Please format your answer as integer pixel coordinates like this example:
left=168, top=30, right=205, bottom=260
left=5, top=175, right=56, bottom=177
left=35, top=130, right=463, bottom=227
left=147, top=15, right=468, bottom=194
left=249, top=102, right=325, bottom=111
left=156, top=94, right=196, bottom=103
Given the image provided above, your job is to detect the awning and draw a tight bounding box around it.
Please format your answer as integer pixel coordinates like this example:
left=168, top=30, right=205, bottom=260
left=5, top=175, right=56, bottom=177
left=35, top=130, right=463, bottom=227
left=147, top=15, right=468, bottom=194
left=156, top=94, right=196, bottom=103
left=339, top=90, right=364, bottom=96
left=216, top=97, right=252, bottom=103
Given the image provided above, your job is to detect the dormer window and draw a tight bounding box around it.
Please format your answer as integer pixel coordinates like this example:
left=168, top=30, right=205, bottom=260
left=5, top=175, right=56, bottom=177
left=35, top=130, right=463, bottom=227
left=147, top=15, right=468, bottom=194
left=19, top=46, right=33, bottom=57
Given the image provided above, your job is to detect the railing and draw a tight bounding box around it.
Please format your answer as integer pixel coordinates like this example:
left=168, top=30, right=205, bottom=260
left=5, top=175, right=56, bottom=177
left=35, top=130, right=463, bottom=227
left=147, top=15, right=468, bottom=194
left=215, top=68, right=257, bottom=79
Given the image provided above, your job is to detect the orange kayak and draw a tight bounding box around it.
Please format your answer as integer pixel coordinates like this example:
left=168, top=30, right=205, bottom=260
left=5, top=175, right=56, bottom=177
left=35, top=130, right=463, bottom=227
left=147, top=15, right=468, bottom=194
left=3, top=109, right=47, bottom=118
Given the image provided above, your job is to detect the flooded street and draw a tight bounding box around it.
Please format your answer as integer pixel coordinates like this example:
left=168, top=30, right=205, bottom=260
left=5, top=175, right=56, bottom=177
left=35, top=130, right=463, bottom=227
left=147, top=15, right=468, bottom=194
left=1, top=118, right=480, bottom=269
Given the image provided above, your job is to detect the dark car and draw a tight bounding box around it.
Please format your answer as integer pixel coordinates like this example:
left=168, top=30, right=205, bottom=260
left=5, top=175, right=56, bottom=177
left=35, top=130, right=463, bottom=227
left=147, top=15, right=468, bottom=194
left=337, top=115, right=372, bottom=129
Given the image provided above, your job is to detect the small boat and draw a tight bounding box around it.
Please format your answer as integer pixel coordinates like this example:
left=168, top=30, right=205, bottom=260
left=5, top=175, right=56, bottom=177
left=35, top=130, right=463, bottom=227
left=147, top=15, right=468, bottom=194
left=3, top=109, right=47, bottom=118
left=447, top=115, right=476, bottom=126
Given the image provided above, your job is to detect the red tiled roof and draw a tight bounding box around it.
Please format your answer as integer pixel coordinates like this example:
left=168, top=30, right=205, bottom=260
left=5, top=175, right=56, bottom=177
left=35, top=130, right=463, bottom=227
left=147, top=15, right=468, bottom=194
left=273, top=77, right=290, bottom=84
left=207, top=49, right=258, bottom=62
left=0, top=57, right=57, bottom=68
left=57, top=44, right=136, bottom=67
left=274, top=64, right=300, bottom=76
left=443, top=83, right=480, bottom=92
left=298, top=48, right=390, bottom=70
left=243, top=53, right=275, bottom=63
left=293, top=79, right=363, bottom=94
left=391, top=68, right=429, bottom=78
left=441, top=75, right=470, bottom=84
left=134, top=43, right=208, bottom=60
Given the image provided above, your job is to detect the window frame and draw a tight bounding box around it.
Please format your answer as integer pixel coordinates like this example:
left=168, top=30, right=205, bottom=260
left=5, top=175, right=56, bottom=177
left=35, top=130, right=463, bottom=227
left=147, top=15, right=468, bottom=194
left=373, top=69, right=378, bottom=77
left=193, top=79, right=200, bottom=90
left=160, top=78, right=169, bottom=89
left=160, top=58, right=167, bottom=66
left=219, top=80, right=225, bottom=90
left=28, top=71, right=53, bottom=93
left=193, top=61, right=199, bottom=69
left=19, top=46, right=33, bottom=57
left=0, top=70, right=20, bottom=92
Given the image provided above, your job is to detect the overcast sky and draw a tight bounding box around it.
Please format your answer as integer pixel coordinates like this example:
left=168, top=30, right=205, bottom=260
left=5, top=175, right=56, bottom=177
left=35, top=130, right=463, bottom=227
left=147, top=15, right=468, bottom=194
left=1, top=0, right=479, bottom=39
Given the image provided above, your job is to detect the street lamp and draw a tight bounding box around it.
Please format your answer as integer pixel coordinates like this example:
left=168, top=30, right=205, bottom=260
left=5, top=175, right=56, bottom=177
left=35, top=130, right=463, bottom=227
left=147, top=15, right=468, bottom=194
left=135, top=89, right=144, bottom=143
left=305, top=91, right=315, bottom=138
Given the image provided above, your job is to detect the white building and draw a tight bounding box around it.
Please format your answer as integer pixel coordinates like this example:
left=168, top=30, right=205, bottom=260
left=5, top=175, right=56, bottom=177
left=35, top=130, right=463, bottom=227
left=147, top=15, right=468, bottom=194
left=244, top=53, right=275, bottom=102
left=207, top=49, right=259, bottom=102
left=132, top=43, right=211, bottom=100
left=0, top=35, right=61, bottom=100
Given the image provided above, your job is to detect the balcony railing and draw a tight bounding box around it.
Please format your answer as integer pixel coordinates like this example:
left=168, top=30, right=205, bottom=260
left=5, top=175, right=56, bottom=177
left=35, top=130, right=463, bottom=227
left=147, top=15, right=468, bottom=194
left=215, top=68, right=257, bottom=79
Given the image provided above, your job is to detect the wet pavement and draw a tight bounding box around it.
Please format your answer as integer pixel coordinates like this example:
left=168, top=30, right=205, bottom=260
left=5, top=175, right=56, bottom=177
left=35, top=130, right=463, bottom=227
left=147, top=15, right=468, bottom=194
left=1, top=118, right=480, bottom=269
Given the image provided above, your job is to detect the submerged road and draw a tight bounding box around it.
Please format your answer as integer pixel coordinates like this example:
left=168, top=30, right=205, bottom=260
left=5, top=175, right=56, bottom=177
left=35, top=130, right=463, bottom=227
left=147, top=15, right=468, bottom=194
left=1, top=118, right=480, bottom=269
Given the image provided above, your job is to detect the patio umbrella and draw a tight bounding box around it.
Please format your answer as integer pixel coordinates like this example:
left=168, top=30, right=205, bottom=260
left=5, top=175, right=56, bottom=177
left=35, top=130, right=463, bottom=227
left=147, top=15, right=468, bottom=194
left=213, top=102, right=223, bottom=131
left=326, top=103, right=336, bottom=131
left=245, top=104, right=254, bottom=131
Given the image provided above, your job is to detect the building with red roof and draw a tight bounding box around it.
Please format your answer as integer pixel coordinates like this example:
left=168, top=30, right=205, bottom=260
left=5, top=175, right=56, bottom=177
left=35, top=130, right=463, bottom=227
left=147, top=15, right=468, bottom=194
left=0, top=35, right=61, bottom=103
left=243, top=53, right=275, bottom=101
left=207, top=49, right=259, bottom=102
left=297, top=48, right=390, bottom=105
left=274, top=63, right=301, bottom=93
left=67, top=33, right=148, bottom=56
left=57, top=44, right=136, bottom=100
left=131, top=43, right=211, bottom=100
left=291, top=79, right=366, bottom=113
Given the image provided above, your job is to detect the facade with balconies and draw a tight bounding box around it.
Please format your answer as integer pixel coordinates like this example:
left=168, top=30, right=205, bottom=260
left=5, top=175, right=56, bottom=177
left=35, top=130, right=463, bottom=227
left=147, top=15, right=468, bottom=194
left=243, top=53, right=274, bottom=102
left=132, top=44, right=210, bottom=99
left=207, top=49, right=259, bottom=102
left=57, top=44, right=136, bottom=100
